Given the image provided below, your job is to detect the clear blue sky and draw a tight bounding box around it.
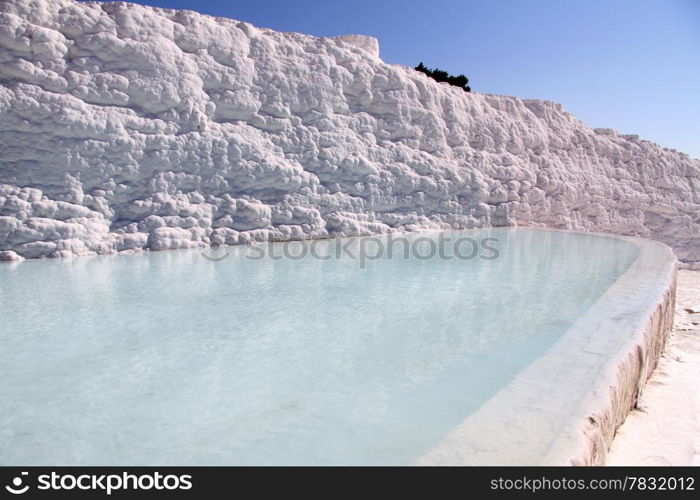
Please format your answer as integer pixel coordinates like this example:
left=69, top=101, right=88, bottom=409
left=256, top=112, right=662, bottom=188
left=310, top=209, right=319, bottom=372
left=108, top=0, right=699, bottom=158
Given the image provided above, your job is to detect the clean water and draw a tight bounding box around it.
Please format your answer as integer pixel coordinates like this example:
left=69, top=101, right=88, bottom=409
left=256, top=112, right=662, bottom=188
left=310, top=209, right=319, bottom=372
left=0, top=228, right=640, bottom=465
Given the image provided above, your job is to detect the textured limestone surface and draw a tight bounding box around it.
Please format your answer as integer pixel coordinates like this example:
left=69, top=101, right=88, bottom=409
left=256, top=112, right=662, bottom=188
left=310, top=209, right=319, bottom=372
left=0, top=0, right=698, bottom=263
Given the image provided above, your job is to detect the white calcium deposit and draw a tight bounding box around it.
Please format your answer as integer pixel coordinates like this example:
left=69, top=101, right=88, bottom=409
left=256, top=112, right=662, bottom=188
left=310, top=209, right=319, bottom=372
left=0, top=0, right=698, bottom=263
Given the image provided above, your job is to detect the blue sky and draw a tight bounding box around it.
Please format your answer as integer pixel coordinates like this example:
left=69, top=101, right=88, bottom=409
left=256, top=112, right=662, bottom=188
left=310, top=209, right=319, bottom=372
left=111, top=0, right=699, bottom=158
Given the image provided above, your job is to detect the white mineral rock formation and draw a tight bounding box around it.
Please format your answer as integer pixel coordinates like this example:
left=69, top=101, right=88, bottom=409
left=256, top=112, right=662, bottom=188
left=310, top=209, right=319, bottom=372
left=0, top=0, right=698, bottom=264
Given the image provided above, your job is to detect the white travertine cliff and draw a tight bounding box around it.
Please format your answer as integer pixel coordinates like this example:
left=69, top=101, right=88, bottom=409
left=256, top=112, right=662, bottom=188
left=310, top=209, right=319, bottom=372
left=0, top=0, right=698, bottom=264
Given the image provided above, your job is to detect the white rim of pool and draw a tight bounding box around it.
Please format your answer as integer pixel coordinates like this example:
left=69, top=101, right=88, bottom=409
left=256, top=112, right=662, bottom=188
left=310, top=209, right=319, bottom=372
left=417, top=229, right=677, bottom=465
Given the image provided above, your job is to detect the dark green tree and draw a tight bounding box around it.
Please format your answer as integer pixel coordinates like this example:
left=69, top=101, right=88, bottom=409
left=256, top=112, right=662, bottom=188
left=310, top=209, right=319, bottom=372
left=414, top=62, right=471, bottom=92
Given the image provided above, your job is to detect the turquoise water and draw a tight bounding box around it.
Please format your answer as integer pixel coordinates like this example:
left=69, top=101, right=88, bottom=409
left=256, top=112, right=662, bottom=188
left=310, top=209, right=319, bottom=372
left=0, top=228, right=639, bottom=465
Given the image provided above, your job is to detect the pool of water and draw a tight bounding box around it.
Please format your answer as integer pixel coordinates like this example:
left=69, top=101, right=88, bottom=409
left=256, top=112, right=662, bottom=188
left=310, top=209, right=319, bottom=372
left=0, top=228, right=644, bottom=465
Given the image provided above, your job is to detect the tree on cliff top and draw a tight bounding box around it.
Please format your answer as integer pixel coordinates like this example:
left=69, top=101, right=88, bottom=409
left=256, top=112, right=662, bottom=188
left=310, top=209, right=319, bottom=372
left=415, top=62, right=471, bottom=92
